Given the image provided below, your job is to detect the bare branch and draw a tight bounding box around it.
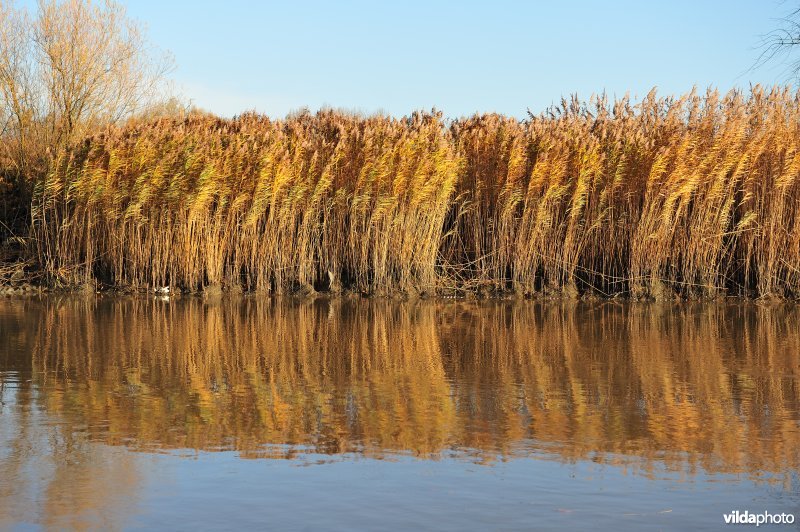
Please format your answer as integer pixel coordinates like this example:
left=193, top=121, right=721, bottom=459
left=752, top=3, right=800, bottom=78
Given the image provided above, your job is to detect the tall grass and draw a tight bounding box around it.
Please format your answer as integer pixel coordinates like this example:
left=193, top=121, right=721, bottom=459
left=32, top=86, right=800, bottom=299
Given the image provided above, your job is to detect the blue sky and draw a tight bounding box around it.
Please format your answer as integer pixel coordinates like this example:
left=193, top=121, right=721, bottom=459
left=67, top=1, right=800, bottom=117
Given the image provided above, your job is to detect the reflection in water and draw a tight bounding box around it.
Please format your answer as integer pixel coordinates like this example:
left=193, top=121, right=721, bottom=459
left=2, top=298, right=799, bottom=470
left=1, top=297, right=799, bottom=526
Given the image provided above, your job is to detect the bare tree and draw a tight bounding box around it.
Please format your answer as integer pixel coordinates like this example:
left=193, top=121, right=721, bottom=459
left=0, top=0, right=173, bottom=183
left=0, top=2, right=39, bottom=177
left=33, top=0, right=172, bottom=147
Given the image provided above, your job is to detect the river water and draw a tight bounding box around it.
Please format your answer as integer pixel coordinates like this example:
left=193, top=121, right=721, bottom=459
left=0, top=297, right=798, bottom=530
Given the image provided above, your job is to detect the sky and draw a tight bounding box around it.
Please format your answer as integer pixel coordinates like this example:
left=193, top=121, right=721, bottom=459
left=45, top=1, right=800, bottom=117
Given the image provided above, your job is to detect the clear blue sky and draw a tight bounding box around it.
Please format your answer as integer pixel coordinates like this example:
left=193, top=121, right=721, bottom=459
left=104, top=1, right=800, bottom=117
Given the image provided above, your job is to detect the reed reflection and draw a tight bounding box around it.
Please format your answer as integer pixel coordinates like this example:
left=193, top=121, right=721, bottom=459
left=1, top=297, right=799, bottom=480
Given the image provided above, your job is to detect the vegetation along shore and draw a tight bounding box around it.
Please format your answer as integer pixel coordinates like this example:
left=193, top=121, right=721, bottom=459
left=3, top=86, right=800, bottom=300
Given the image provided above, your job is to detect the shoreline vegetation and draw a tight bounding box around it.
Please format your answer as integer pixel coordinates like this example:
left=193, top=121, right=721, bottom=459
left=4, top=86, right=800, bottom=300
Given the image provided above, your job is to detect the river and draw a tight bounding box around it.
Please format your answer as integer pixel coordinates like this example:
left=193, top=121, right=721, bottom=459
left=1, top=297, right=798, bottom=530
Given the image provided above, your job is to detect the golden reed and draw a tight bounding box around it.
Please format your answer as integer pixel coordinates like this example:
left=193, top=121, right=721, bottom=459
left=31, top=86, right=800, bottom=299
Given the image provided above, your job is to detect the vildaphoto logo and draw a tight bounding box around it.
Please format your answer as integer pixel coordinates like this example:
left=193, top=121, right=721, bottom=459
left=723, top=510, right=795, bottom=526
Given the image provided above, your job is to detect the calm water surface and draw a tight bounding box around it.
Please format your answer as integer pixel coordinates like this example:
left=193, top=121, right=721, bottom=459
left=0, top=297, right=798, bottom=530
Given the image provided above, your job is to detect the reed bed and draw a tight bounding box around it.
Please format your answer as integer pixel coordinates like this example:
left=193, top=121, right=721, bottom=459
left=31, top=86, right=800, bottom=299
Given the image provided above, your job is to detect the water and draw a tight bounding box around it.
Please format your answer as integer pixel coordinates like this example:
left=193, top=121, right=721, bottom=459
left=0, top=297, right=798, bottom=530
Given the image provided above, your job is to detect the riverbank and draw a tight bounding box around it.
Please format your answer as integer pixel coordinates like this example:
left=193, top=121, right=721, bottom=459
left=2, top=281, right=798, bottom=304
left=5, top=87, right=800, bottom=300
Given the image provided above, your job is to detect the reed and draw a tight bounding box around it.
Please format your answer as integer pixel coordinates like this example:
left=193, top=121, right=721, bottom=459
left=30, top=86, right=800, bottom=299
